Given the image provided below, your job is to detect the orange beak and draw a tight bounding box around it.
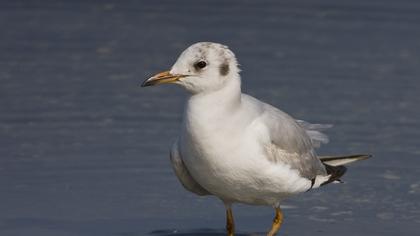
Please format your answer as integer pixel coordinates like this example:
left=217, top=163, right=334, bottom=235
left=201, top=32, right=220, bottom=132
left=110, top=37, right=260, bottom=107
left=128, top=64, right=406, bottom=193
left=141, top=71, right=187, bottom=87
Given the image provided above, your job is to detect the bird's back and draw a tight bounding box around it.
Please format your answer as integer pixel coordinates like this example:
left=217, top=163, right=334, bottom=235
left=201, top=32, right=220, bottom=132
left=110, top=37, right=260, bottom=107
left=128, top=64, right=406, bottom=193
left=240, top=94, right=327, bottom=178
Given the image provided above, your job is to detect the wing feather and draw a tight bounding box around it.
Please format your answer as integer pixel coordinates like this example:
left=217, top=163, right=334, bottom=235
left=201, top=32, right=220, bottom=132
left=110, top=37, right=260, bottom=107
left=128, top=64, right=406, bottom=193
left=170, top=140, right=211, bottom=196
left=296, top=120, right=332, bottom=148
left=254, top=100, right=327, bottom=179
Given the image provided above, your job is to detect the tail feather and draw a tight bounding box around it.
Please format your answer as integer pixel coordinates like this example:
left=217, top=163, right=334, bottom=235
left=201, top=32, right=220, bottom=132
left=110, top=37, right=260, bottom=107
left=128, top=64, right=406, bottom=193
left=320, top=154, right=372, bottom=167
left=319, top=154, right=371, bottom=186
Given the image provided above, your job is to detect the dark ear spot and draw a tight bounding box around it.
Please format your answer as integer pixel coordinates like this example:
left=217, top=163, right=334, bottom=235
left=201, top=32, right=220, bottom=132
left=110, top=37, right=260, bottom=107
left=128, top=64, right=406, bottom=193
left=220, top=63, right=229, bottom=76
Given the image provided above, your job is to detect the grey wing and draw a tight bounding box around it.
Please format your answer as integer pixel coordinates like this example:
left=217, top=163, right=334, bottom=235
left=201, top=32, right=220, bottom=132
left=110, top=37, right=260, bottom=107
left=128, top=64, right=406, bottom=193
left=259, top=102, right=327, bottom=179
left=170, top=140, right=211, bottom=196
left=296, top=120, right=332, bottom=148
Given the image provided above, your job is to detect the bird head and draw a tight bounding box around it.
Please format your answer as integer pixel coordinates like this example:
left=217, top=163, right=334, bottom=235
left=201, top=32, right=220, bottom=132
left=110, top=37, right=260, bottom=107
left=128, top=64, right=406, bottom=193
left=142, top=42, right=239, bottom=94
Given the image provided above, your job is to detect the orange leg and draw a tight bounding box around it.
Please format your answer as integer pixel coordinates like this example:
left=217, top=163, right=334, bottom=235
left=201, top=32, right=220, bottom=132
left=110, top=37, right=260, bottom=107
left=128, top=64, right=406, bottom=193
left=267, top=207, right=284, bottom=236
left=226, top=207, right=235, bottom=236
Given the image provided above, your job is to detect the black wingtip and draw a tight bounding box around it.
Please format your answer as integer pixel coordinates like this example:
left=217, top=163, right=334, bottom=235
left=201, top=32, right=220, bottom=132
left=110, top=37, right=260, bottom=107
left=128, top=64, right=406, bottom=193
left=320, top=164, right=347, bottom=186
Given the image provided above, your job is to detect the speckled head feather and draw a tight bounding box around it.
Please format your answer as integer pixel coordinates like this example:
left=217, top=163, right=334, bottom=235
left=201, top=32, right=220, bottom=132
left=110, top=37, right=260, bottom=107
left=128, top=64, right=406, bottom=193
left=170, top=42, right=240, bottom=93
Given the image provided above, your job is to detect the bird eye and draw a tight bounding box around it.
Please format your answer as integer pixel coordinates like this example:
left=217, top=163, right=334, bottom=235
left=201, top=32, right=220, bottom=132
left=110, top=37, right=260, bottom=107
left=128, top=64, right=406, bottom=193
left=194, top=61, right=207, bottom=69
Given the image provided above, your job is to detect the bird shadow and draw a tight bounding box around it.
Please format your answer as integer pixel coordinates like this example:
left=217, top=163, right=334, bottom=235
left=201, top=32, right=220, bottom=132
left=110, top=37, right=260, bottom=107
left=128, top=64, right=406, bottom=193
left=147, top=228, right=261, bottom=236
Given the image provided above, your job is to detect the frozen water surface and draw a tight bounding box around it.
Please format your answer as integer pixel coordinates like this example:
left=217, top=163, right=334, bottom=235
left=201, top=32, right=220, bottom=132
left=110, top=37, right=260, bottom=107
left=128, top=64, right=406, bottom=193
left=1, top=0, right=420, bottom=235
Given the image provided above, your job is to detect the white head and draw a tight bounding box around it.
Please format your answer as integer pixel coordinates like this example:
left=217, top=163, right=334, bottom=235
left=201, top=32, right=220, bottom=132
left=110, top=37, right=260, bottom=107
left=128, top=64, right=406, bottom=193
left=142, top=42, right=240, bottom=94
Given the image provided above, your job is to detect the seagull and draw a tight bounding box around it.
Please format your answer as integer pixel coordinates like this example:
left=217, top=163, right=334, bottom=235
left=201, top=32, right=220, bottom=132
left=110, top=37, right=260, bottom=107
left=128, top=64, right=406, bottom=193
left=141, top=42, right=370, bottom=236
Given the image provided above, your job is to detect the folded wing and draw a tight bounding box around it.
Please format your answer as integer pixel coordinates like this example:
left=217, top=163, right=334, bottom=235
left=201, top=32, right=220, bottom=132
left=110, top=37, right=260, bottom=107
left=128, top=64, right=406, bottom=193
left=257, top=101, right=328, bottom=179
left=170, top=140, right=211, bottom=196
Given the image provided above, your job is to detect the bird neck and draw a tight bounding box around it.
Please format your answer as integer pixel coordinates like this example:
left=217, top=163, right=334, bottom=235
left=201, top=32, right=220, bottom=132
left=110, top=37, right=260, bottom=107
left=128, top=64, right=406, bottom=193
left=187, top=75, right=242, bottom=115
